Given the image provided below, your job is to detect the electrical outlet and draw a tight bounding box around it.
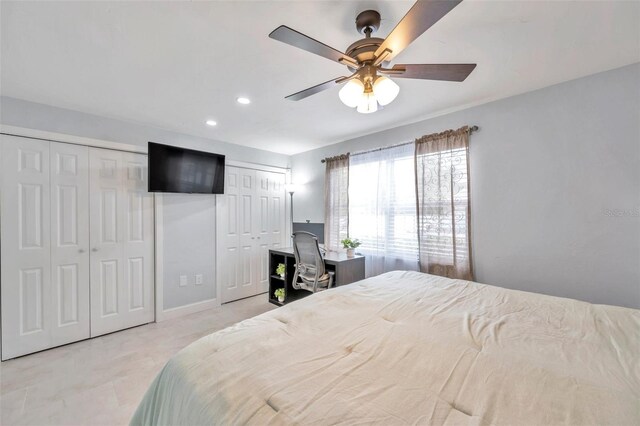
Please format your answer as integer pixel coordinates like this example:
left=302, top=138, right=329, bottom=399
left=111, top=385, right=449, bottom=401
left=195, top=274, right=203, bottom=286
left=179, top=275, right=188, bottom=287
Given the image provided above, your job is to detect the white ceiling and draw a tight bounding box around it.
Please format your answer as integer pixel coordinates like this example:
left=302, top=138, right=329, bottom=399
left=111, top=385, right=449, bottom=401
left=1, top=1, right=639, bottom=155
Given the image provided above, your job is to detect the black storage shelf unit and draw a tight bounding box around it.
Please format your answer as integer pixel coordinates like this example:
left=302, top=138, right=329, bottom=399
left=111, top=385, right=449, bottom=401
left=268, top=252, right=287, bottom=306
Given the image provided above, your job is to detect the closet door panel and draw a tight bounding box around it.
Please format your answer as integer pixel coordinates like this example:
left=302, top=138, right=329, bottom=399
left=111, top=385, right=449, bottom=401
left=1, top=136, right=53, bottom=359
left=219, top=166, right=241, bottom=303
left=121, top=152, right=154, bottom=326
left=50, top=142, right=90, bottom=345
left=257, top=240, right=270, bottom=294
left=89, top=148, right=126, bottom=336
left=255, top=171, right=271, bottom=293
left=255, top=171, right=286, bottom=293
left=89, top=149, right=154, bottom=337
left=90, top=148, right=154, bottom=336
left=220, top=167, right=259, bottom=302
left=270, top=173, right=286, bottom=249
left=238, top=169, right=257, bottom=299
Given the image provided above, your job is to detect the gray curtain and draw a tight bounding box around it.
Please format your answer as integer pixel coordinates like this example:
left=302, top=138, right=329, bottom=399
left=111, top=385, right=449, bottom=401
left=414, top=126, right=473, bottom=280
left=324, top=154, right=349, bottom=252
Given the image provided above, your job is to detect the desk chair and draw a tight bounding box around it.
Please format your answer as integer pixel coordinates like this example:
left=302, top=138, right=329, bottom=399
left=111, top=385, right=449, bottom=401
left=292, top=231, right=334, bottom=293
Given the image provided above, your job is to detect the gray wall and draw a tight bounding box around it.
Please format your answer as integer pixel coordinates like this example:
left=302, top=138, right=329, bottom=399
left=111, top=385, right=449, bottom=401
left=161, top=194, right=216, bottom=310
left=291, top=63, right=640, bottom=308
left=0, top=96, right=290, bottom=311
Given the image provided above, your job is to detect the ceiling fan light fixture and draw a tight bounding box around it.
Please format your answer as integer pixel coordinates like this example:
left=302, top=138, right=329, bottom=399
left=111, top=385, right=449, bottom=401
left=338, top=79, right=365, bottom=108
left=373, top=76, right=400, bottom=106
left=270, top=2, right=476, bottom=110
left=356, top=92, right=378, bottom=114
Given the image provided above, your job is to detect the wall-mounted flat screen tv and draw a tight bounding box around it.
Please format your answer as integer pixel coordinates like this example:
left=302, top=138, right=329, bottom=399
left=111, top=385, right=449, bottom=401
left=148, top=142, right=225, bottom=194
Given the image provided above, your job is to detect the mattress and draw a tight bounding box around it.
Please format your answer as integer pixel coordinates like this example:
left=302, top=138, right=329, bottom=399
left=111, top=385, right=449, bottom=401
left=131, top=271, right=640, bottom=425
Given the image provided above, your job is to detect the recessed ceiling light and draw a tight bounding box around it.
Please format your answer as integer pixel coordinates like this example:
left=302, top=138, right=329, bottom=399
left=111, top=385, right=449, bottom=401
left=205, top=120, right=217, bottom=126
left=236, top=97, right=251, bottom=105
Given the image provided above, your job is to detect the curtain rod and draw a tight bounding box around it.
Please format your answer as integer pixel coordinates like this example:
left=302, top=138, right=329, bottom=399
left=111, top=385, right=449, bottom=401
left=321, top=125, right=479, bottom=163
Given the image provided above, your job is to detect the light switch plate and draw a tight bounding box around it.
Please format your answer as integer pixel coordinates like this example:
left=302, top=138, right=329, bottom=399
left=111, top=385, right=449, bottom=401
left=195, top=274, right=203, bottom=285
left=179, top=275, right=188, bottom=287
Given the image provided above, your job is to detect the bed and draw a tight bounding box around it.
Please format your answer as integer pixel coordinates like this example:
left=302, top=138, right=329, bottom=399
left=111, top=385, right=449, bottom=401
left=131, top=271, right=639, bottom=425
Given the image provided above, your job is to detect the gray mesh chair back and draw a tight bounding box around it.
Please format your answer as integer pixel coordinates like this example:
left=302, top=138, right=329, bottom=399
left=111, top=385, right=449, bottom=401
left=292, top=231, right=334, bottom=292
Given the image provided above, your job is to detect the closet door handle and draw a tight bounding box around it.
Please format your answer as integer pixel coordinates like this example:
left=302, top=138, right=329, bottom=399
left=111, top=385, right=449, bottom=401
left=92, top=248, right=99, bottom=252
left=78, top=249, right=85, bottom=254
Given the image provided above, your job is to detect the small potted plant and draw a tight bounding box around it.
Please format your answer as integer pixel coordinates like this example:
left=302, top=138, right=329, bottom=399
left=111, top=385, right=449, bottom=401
left=276, top=263, right=286, bottom=279
left=341, top=237, right=361, bottom=258
left=274, top=288, right=285, bottom=303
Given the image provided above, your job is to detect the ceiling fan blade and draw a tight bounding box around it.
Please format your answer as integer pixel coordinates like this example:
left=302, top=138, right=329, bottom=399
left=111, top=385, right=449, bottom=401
left=285, top=77, right=344, bottom=101
left=386, top=64, right=476, bottom=81
left=374, top=0, right=463, bottom=61
left=269, top=25, right=357, bottom=66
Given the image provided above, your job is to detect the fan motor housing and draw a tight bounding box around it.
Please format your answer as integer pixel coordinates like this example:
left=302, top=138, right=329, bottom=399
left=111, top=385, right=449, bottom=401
left=346, top=10, right=384, bottom=71
left=345, top=37, right=384, bottom=70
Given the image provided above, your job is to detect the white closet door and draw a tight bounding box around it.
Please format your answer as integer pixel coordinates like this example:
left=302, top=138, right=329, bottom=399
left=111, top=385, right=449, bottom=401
left=218, top=166, right=241, bottom=303
left=50, top=142, right=91, bottom=346
left=121, top=152, right=154, bottom=330
left=89, top=148, right=153, bottom=337
left=219, top=166, right=286, bottom=303
left=1, top=136, right=53, bottom=359
left=237, top=168, right=258, bottom=299
left=220, top=166, right=258, bottom=302
left=255, top=171, right=286, bottom=294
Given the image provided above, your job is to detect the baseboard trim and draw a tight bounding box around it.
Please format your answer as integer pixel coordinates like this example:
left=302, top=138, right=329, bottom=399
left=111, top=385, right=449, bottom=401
left=156, top=298, right=220, bottom=322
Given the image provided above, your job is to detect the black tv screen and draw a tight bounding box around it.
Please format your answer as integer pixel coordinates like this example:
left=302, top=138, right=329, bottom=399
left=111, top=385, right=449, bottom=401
left=148, top=142, right=225, bottom=194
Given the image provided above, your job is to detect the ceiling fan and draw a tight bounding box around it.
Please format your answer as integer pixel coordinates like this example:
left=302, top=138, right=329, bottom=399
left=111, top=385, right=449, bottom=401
left=269, top=0, right=476, bottom=114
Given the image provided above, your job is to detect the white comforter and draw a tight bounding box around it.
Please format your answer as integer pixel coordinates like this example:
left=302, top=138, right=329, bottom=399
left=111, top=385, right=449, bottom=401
left=131, top=271, right=640, bottom=425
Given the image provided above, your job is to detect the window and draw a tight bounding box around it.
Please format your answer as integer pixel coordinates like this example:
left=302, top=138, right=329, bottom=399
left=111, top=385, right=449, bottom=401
left=417, top=147, right=469, bottom=263
left=348, top=143, right=419, bottom=276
